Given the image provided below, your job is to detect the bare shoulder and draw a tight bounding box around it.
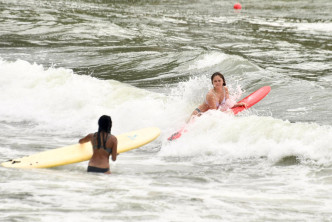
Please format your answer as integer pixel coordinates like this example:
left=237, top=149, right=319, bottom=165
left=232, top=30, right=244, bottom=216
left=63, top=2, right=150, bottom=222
left=108, top=134, right=118, bottom=146
left=111, top=134, right=117, bottom=142
left=206, top=89, right=215, bottom=98
left=224, top=87, right=230, bottom=99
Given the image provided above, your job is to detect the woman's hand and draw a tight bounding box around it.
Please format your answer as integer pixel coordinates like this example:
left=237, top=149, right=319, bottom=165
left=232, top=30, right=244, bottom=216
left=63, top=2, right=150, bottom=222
left=240, top=102, right=247, bottom=108
left=234, top=102, right=247, bottom=108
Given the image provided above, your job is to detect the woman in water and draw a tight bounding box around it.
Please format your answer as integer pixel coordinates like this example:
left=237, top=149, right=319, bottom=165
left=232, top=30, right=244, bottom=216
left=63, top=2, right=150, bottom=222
left=190, top=72, right=246, bottom=119
left=79, top=115, right=118, bottom=174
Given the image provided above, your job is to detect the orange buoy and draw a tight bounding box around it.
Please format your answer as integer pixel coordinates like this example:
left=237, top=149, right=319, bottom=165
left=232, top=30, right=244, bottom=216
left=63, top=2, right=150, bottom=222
left=234, top=3, right=242, bottom=10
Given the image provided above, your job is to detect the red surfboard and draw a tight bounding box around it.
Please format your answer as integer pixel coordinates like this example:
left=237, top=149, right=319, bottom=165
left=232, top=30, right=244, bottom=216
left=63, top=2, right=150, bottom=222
left=167, top=86, right=271, bottom=141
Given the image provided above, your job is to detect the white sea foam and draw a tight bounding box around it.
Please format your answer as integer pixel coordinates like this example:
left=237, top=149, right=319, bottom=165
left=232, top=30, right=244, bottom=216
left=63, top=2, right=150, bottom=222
left=188, top=52, right=230, bottom=70
left=0, top=59, right=164, bottom=134
left=249, top=18, right=332, bottom=35
left=187, top=52, right=261, bottom=73
left=160, top=111, right=332, bottom=166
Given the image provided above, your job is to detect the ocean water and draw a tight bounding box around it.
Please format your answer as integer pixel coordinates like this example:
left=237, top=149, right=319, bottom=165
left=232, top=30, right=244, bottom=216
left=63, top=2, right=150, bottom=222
left=0, top=0, right=332, bottom=221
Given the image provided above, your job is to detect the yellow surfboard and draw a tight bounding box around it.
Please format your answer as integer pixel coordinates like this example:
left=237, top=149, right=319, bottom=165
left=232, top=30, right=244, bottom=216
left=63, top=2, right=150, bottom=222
left=1, top=127, right=160, bottom=169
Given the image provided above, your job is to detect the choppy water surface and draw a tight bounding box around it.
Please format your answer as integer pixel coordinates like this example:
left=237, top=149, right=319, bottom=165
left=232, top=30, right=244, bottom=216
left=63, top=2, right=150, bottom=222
left=1, top=0, right=332, bottom=221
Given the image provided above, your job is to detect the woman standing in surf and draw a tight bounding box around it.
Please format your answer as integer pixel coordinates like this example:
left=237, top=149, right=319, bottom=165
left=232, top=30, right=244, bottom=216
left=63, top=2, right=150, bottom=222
left=79, top=115, right=118, bottom=174
left=190, top=72, right=247, bottom=119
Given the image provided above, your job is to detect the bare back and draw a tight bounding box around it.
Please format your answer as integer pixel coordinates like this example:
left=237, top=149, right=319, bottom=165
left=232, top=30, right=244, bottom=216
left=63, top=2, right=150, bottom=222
left=79, top=132, right=118, bottom=169
left=90, top=132, right=117, bottom=168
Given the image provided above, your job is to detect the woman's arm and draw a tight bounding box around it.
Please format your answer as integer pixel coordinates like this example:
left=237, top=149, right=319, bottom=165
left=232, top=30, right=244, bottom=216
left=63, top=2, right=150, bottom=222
left=225, top=87, right=247, bottom=108
left=232, top=102, right=247, bottom=108
left=225, top=87, right=230, bottom=100
left=79, top=133, right=93, bottom=144
left=206, top=92, right=217, bottom=109
left=111, top=136, right=118, bottom=161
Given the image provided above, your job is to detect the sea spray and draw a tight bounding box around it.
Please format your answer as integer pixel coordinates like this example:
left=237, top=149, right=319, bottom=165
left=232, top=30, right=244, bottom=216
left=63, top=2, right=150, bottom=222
left=160, top=111, right=332, bottom=166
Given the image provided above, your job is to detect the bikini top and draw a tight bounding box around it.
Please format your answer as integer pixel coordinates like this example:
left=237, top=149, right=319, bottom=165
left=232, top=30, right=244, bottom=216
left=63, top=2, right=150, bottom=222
left=205, top=88, right=226, bottom=109
left=92, top=133, right=112, bottom=154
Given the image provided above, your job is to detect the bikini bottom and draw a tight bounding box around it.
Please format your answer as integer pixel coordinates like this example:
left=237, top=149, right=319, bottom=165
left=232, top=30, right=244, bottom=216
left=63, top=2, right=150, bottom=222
left=87, top=166, right=109, bottom=173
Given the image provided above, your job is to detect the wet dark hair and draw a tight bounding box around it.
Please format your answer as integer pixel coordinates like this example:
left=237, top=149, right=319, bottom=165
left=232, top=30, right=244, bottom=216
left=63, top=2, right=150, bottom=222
left=211, top=72, right=226, bottom=86
left=97, top=115, right=112, bottom=149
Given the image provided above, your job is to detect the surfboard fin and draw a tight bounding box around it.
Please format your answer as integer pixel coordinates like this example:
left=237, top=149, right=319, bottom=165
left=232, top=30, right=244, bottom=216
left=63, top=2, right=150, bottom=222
left=11, top=160, right=21, bottom=164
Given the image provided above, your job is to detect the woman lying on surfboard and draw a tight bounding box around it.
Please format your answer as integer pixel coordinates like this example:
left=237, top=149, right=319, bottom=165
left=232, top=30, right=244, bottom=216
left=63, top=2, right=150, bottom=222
left=79, top=115, right=118, bottom=174
left=168, top=72, right=248, bottom=141
left=189, top=72, right=247, bottom=120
